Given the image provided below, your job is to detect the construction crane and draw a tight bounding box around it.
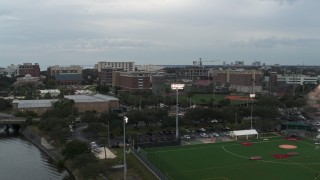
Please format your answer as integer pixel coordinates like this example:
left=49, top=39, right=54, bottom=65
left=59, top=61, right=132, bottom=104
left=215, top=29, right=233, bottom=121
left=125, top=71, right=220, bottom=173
left=193, top=58, right=220, bottom=67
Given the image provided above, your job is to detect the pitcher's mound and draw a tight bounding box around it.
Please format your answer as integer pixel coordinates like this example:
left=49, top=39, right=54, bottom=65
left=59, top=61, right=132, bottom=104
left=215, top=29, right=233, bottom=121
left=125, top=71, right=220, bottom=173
left=279, top=144, right=297, bottom=149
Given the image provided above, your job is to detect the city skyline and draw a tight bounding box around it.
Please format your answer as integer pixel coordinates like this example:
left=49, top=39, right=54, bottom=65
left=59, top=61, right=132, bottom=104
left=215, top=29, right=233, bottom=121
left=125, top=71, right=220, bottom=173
left=1, top=0, right=320, bottom=67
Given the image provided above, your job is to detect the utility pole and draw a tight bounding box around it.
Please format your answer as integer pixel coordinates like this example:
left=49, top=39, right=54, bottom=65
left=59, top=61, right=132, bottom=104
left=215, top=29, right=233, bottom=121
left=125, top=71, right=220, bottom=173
left=292, top=72, right=295, bottom=96
left=235, top=113, right=238, bottom=127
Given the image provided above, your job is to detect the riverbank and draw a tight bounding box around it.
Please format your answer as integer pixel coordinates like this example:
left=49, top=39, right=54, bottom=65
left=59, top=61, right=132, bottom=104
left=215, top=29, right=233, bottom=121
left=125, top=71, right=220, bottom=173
left=21, top=126, right=78, bottom=180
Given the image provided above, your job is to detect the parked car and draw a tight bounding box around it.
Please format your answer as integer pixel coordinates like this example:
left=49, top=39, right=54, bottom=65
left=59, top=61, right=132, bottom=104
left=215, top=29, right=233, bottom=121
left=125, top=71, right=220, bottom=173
left=212, top=133, right=219, bottom=137
left=197, top=128, right=206, bottom=132
left=90, top=142, right=98, bottom=149
left=183, top=135, right=191, bottom=140
left=200, top=133, right=209, bottom=138
left=210, top=119, right=219, bottom=123
left=93, top=148, right=101, bottom=153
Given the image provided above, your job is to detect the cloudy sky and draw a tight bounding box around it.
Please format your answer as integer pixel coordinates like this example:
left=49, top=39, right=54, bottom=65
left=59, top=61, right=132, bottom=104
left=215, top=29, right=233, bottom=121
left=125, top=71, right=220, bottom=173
left=1, top=0, right=320, bottom=68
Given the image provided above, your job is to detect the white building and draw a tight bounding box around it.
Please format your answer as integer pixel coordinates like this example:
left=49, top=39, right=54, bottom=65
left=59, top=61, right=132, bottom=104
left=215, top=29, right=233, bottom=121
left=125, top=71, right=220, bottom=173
left=39, top=89, right=61, bottom=98
left=0, top=64, right=18, bottom=77
left=94, top=61, right=135, bottom=73
left=277, top=74, right=319, bottom=85
left=135, top=65, right=164, bottom=71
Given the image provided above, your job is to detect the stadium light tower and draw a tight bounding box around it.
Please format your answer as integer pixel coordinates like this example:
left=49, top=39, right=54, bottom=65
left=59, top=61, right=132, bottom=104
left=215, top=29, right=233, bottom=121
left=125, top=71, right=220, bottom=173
left=249, top=93, right=255, bottom=129
left=123, top=116, right=128, bottom=180
left=171, top=83, right=185, bottom=140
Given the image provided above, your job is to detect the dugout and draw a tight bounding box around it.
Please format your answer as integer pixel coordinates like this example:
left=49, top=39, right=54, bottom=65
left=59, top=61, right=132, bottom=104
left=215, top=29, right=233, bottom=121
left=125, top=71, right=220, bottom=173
left=281, top=121, right=310, bottom=137
left=136, top=140, right=181, bottom=149
left=230, top=129, right=258, bottom=140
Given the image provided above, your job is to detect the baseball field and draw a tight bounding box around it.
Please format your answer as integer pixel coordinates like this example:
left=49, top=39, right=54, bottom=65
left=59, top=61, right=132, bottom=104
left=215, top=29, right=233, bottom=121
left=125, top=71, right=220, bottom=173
left=143, top=136, right=320, bottom=179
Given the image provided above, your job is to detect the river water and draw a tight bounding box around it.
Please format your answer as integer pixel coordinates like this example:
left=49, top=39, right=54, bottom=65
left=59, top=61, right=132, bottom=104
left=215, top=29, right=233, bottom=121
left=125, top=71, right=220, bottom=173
left=0, top=127, right=70, bottom=180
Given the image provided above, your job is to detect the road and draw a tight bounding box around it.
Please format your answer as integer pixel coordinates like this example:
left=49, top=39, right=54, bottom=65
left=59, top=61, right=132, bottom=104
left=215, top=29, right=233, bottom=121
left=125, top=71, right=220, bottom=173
left=73, top=122, right=120, bottom=147
left=73, top=123, right=90, bottom=143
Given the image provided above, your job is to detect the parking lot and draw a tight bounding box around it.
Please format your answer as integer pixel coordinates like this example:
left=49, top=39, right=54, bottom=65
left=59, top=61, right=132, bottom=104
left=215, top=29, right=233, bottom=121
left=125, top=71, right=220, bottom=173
left=180, top=128, right=233, bottom=144
left=137, top=127, right=233, bottom=145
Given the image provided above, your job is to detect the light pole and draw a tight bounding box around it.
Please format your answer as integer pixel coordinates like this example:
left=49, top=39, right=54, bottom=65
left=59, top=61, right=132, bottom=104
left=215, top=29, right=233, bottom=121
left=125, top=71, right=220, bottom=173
left=107, top=121, right=110, bottom=147
left=249, top=93, right=255, bottom=129
left=171, top=84, right=185, bottom=140
left=123, top=116, right=128, bottom=180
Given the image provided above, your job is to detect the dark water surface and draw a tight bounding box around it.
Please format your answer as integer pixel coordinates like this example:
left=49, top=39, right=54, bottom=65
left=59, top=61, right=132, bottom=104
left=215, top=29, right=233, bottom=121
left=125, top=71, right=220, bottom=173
left=0, top=128, right=69, bottom=180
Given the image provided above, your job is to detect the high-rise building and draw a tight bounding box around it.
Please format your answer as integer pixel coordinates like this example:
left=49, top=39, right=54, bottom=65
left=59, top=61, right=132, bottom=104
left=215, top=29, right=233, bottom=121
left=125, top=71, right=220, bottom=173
left=235, top=61, right=244, bottom=67
left=94, top=61, right=135, bottom=77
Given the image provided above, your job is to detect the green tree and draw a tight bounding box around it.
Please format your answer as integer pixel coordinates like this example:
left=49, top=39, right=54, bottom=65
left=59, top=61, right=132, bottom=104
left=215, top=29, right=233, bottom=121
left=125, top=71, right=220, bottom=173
left=0, top=98, right=12, bottom=111
left=38, top=117, right=68, bottom=143
left=0, top=75, right=15, bottom=90
left=79, top=162, right=103, bottom=179
left=44, top=92, right=52, bottom=99
left=62, top=140, right=89, bottom=160
left=96, top=84, right=110, bottom=94
left=218, top=99, right=231, bottom=107
left=72, top=152, right=98, bottom=169
left=48, top=99, right=77, bottom=118
left=80, top=111, right=99, bottom=122
left=44, top=77, right=57, bottom=89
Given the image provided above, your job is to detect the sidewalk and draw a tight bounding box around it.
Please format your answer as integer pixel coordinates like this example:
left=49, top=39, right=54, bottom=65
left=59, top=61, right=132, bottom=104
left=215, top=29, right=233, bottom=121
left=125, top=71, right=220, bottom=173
left=41, top=137, right=54, bottom=150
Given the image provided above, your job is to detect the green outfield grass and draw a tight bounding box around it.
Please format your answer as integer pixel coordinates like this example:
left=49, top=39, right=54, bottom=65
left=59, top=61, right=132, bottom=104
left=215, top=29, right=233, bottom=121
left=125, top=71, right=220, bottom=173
left=144, top=137, right=320, bottom=180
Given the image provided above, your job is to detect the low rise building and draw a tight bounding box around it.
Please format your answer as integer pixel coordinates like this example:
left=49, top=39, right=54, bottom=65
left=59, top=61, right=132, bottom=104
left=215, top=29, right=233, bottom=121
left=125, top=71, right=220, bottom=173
left=65, top=94, right=119, bottom=113
left=277, top=74, right=318, bottom=85
left=54, top=74, right=84, bottom=86
left=39, top=89, right=61, bottom=98
left=12, top=94, right=119, bottom=115
left=47, top=65, right=83, bottom=76
left=0, top=64, right=18, bottom=77
left=12, top=99, right=55, bottom=115
left=16, top=74, right=42, bottom=85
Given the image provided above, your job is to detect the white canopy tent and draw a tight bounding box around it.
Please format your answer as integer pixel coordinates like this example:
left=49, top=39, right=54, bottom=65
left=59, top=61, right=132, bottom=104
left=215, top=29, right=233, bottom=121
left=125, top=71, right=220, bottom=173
left=230, top=129, right=258, bottom=140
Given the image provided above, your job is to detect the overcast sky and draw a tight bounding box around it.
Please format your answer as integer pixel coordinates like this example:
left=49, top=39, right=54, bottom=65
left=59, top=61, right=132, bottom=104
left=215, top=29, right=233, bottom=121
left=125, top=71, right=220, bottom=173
left=1, top=0, right=320, bottom=68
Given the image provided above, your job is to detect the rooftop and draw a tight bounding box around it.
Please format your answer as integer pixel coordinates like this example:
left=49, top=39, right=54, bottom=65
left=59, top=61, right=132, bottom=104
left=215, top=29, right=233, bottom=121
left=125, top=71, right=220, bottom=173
left=13, top=99, right=56, bottom=108
left=65, top=94, right=119, bottom=103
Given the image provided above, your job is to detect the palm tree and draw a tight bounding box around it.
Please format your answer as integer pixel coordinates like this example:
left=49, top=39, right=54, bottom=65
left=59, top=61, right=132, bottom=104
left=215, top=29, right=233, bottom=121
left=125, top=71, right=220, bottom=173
left=187, top=91, right=194, bottom=107
left=99, top=137, right=109, bottom=159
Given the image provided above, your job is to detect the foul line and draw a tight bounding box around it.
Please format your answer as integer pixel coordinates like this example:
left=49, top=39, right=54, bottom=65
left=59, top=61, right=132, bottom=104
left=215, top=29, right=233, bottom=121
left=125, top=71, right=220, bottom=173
left=222, top=145, right=320, bottom=165
left=221, top=145, right=248, bottom=159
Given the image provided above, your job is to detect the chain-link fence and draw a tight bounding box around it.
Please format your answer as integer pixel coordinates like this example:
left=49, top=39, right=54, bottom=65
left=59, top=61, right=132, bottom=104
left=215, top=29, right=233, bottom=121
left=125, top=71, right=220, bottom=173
left=132, top=148, right=168, bottom=180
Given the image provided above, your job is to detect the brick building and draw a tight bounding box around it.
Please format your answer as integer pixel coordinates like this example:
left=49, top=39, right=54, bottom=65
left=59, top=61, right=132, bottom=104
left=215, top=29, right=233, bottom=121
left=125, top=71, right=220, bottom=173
left=112, top=71, right=152, bottom=91
left=99, top=68, right=123, bottom=86
left=18, top=63, right=40, bottom=77
left=213, top=69, right=263, bottom=93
